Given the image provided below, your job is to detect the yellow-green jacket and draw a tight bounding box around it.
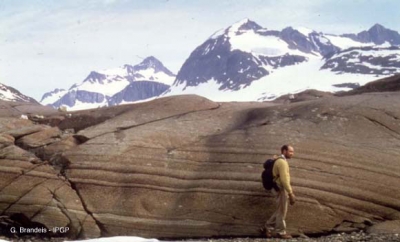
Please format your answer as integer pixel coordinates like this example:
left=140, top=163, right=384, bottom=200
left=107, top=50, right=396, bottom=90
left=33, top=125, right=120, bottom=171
left=273, top=156, right=293, bottom=194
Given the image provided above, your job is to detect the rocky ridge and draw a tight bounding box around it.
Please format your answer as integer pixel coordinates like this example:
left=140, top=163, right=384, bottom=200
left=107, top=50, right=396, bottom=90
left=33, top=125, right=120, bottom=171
left=0, top=89, right=400, bottom=240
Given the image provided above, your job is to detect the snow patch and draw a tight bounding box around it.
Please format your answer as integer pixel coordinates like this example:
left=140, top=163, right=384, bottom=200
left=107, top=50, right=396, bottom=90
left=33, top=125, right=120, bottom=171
left=324, top=35, right=373, bottom=49
left=294, top=27, right=314, bottom=36
left=66, top=99, right=108, bottom=111
left=135, top=68, right=175, bottom=85
left=210, top=28, right=225, bottom=39
left=41, top=89, right=68, bottom=105
left=229, top=31, right=314, bottom=57
left=332, top=47, right=400, bottom=60
left=0, top=88, right=17, bottom=101
left=229, top=18, right=251, bottom=32
left=74, top=78, right=130, bottom=97
left=98, top=67, right=128, bottom=77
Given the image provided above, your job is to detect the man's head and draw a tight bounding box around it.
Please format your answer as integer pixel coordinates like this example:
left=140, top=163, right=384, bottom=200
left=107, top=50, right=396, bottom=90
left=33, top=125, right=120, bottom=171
left=281, top=145, right=294, bottom=159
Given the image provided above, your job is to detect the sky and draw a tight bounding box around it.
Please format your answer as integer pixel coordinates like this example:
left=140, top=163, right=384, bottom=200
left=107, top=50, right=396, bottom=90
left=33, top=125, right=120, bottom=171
left=1, top=0, right=400, bottom=101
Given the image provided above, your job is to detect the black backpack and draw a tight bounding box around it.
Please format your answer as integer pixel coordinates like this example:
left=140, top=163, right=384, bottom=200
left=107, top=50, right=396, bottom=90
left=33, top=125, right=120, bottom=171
left=261, top=158, right=280, bottom=191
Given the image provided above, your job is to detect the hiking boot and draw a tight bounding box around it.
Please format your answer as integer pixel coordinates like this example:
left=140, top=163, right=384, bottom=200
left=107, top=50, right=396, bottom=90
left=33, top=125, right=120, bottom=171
left=275, top=233, right=292, bottom=239
left=259, top=227, right=273, bottom=238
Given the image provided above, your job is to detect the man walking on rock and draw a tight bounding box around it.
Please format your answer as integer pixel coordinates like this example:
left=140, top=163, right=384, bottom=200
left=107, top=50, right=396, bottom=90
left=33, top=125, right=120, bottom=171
left=265, top=145, right=296, bottom=239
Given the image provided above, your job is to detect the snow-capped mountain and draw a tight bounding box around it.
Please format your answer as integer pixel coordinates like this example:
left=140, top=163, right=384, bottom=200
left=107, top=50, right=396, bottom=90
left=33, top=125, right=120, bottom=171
left=40, top=88, right=67, bottom=105
left=322, top=46, right=400, bottom=75
left=41, top=56, right=175, bottom=110
left=342, top=24, right=400, bottom=45
left=0, top=82, right=38, bottom=103
left=162, top=19, right=400, bottom=102
left=108, top=81, right=170, bottom=106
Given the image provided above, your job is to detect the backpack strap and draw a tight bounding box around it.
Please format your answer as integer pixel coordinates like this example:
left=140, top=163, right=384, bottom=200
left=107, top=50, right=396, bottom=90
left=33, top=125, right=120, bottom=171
left=272, top=157, right=283, bottom=192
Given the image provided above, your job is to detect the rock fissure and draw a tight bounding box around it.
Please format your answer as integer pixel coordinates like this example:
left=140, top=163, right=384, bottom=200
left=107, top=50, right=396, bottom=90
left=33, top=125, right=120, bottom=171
left=48, top=187, right=83, bottom=237
left=0, top=161, right=48, bottom=193
left=368, top=107, right=400, bottom=120
left=85, top=103, right=221, bottom=141
left=67, top=180, right=107, bottom=236
left=58, top=158, right=106, bottom=237
left=362, top=115, right=400, bottom=139
left=1, top=124, right=101, bottom=238
left=29, top=195, right=54, bottom=221
left=0, top=177, right=51, bottom=216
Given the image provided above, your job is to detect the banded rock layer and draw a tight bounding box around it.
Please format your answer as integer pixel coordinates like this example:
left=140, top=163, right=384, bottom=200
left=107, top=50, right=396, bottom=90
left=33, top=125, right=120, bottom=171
left=1, top=93, right=400, bottom=239
left=0, top=118, right=100, bottom=238
left=64, top=94, right=400, bottom=238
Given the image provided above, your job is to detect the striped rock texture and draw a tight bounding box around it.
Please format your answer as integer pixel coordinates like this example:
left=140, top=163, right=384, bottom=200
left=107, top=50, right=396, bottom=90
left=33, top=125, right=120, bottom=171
left=0, top=118, right=100, bottom=238
left=1, top=93, right=400, bottom=239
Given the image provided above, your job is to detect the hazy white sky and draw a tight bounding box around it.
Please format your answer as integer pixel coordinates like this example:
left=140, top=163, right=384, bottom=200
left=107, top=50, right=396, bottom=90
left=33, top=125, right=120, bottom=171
left=1, top=0, right=400, bottom=101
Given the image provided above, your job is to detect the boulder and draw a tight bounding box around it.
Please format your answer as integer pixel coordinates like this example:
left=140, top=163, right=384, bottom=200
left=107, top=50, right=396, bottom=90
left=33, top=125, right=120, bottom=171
left=59, top=93, right=400, bottom=238
left=0, top=130, right=100, bottom=238
left=42, top=135, right=81, bottom=172
left=3, top=125, right=49, bottom=139
left=367, top=220, right=400, bottom=234
left=0, top=145, right=39, bottom=162
left=0, top=134, right=14, bottom=149
left=0, top=118, right=34, bottom=133
left=15, top=127, right=62, bottom=149
left=43, top=135, right=81, bottom=159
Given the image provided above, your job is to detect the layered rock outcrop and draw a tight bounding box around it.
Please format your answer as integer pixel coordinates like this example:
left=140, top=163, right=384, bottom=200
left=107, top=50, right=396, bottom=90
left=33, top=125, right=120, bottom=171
left=65, top=94, right=400, bottom=238
left=0, top=118, right=100, bottom=239
left=1, top=93, right=400, bottom=239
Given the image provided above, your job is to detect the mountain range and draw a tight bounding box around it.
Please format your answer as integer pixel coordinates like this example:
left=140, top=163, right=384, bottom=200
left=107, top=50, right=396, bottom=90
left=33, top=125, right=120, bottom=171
left=164, top=19, right=400, bottom=102
left=2, top=19, right=400, bottom=110
left=40, top=56, right=175, bottom=110
left=0, top=82, right=38, bottom=104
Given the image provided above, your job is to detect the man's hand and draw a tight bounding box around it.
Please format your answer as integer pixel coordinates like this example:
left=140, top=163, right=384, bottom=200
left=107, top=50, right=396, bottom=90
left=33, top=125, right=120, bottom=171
left=289, top=193, right=296, bottom=205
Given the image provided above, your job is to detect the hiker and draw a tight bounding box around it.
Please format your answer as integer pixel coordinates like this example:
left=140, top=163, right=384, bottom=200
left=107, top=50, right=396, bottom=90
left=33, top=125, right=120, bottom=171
left=265, top=145, right=296, bottom=239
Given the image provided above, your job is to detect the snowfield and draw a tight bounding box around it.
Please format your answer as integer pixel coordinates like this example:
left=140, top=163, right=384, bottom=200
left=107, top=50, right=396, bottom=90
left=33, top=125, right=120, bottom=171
left=163, top=56, right=383, bottom=102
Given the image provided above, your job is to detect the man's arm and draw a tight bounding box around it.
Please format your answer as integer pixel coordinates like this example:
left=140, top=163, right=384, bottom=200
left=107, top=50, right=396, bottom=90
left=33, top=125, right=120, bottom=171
left=277, top=159, right=296, bottom=205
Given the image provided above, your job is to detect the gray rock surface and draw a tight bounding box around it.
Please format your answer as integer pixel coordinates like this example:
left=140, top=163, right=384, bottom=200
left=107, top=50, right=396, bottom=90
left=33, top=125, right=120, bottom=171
left=1, top=93, right=400, bottom=240
left=61, top=93, right=400, bottom=238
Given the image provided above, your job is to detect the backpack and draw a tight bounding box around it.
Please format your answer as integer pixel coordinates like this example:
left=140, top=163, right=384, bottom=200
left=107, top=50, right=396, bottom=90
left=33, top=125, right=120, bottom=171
left=261, top=158, right=280, bottom=191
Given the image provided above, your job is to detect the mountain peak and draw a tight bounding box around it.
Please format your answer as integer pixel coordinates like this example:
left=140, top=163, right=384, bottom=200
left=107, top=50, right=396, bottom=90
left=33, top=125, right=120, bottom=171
left=369, top=23, right=386, bottom=32
left=0, top=82, right=38, bottom=103
left=83, top=71, right=107, bottom=84
left=229, top=18, right=262, bottom=32
left=364, top=23, right=400, bottom=45
left=139, top=56, right=164, bottom=69
left=344, top=23, right=400, bottom=45
left=130, top=56, right=175, bottom=76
